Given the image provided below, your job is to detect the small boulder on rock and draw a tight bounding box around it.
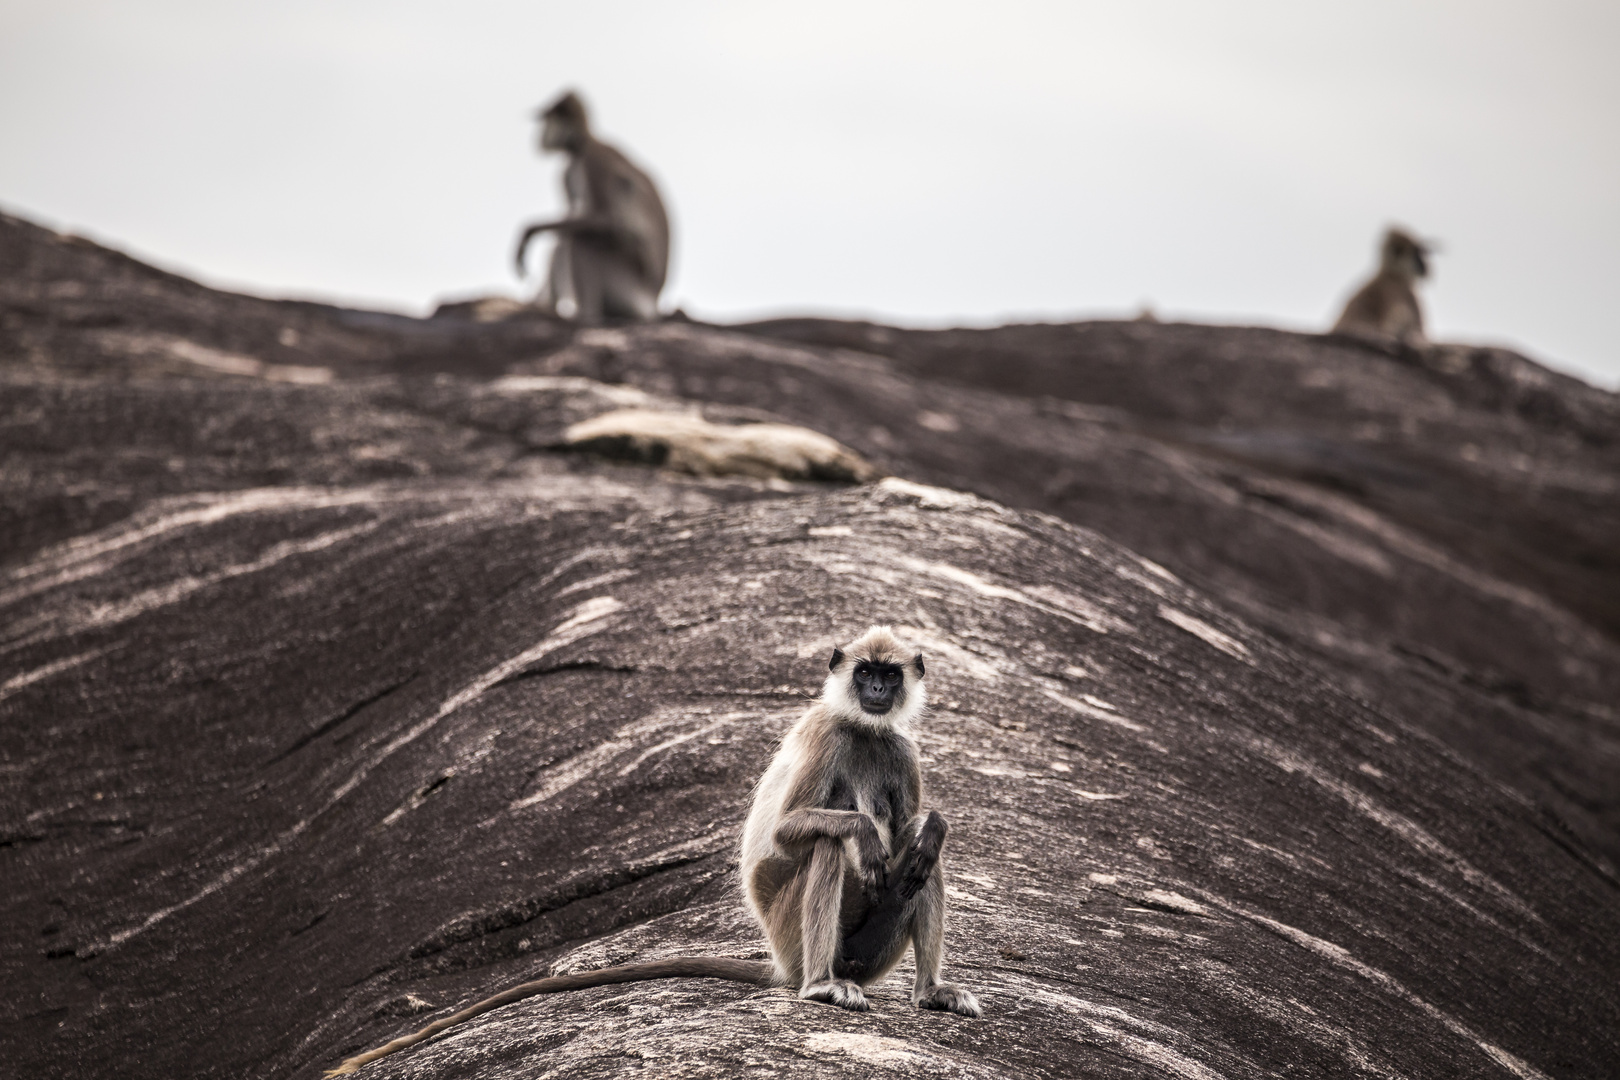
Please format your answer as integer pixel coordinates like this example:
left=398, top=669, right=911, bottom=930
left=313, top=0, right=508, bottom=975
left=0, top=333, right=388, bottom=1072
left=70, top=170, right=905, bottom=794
left=563, top=408, right=881, bottom=483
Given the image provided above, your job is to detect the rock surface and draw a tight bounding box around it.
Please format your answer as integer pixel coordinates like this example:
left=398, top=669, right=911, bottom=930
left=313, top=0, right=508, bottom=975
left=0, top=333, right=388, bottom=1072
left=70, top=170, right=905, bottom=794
left=562, top=408, right=879, bottom=483
left=3, top=210, right=1618, bottom=1079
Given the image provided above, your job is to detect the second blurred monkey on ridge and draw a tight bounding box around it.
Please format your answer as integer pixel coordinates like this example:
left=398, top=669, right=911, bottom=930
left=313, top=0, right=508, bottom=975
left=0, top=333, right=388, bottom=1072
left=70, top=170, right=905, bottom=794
left=1333, top=227, right=1434, bottom=345
left=514, top=91, right=670, bottom=323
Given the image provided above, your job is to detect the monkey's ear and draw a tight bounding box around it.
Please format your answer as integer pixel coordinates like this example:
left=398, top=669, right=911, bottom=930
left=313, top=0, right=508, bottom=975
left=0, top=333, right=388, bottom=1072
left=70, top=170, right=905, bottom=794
left=912, top=653, right=925, bottom=678
left=829, top=648, right=844, bottom=671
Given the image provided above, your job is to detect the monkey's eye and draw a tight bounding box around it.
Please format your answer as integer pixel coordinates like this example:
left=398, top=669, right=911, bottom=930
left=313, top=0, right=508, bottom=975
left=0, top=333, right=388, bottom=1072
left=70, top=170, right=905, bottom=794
left=885, top=672, right=901, bottom=684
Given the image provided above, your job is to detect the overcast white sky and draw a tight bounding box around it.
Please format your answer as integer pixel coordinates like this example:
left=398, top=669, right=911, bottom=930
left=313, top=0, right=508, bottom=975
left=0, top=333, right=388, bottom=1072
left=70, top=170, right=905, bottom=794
left=2, top=0, right=1617, bottom=386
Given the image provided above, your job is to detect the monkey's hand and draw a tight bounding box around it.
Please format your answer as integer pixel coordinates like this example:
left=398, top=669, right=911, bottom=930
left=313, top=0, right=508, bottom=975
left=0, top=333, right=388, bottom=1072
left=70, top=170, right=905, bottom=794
left=513, top=223, right=549, bottom=277
left=856, top=819, right=888, bottom=896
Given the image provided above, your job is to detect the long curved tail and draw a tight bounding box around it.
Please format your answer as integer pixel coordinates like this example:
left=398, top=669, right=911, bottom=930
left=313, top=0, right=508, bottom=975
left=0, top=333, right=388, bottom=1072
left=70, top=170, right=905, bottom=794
left=324, top=957, right=774, bottom=1075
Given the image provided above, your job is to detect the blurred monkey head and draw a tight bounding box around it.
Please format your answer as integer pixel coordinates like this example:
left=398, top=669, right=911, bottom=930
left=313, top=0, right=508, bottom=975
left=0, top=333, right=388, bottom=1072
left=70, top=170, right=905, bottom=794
left=1381, top=227, right=1434, bottom=281
left=537, top=90, right=590, bottom=153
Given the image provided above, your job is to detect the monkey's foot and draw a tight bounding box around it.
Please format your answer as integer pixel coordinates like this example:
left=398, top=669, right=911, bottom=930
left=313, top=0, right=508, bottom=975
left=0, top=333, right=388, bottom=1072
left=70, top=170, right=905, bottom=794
left=915, top=982, right=981, bottom=1018
left=801, top=978, right=869, bottom=1012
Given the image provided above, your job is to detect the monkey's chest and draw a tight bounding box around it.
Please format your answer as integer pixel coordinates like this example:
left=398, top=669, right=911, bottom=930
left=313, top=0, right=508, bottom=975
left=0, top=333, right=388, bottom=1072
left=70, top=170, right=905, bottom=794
left=822, top=728, right=919, bottom=858
left=563, top=162, right=592, bottom=212
left=827, top=783, right=898, bottom=852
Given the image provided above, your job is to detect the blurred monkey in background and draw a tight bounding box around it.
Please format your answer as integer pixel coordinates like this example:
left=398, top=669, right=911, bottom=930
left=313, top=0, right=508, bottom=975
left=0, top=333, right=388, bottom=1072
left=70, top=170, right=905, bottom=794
left=514, top=91, right=670, bottom=323
left=1333, top=227, right=1435, bottom=344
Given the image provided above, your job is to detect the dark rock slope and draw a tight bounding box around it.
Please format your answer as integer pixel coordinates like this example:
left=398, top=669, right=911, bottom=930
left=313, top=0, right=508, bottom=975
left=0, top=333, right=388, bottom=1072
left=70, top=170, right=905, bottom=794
left=3, top=210, right=1617, bottom=1079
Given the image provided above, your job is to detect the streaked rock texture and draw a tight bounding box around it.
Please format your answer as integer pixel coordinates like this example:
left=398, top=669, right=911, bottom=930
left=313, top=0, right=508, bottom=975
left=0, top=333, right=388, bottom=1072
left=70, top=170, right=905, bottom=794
left=3, top=210, right=1617, bottom=1079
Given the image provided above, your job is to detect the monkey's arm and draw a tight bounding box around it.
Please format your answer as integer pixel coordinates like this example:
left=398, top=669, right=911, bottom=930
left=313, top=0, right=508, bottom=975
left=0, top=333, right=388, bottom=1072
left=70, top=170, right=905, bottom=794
left=512, top=216, right=620, bottom=275
left=775, top=808, right=888, bottom=893
left=515, top=216, right=628, bottom=275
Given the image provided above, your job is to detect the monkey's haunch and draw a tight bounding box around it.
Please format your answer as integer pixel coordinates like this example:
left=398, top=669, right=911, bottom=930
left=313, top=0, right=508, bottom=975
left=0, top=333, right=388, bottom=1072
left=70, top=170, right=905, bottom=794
left=325, top=958, right=772, bottom=1075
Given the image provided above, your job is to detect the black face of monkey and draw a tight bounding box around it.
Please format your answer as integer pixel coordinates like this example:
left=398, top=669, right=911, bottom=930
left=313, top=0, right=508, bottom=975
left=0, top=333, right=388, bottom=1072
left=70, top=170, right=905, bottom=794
left=538, top=91, right=589, bottom=152
left=852, top=661, right=904, bottom=714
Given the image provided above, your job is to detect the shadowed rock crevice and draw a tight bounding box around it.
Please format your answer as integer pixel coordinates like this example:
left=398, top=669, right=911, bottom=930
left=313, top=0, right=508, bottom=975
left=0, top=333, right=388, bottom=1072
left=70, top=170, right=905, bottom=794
left=271, top=674, right=423, bottom=765
left=409, top=853, right=726, bottom=963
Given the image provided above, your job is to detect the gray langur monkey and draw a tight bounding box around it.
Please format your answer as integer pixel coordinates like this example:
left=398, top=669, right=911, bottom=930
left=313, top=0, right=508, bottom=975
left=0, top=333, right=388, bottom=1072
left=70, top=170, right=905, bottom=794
left=513, top=90, right=671, bottom=324
left=740, top=625, right=979, bottom=1015
left=1332, top=226, right=1435, bottom=344
left=324, top=625, right=977, bottom=1076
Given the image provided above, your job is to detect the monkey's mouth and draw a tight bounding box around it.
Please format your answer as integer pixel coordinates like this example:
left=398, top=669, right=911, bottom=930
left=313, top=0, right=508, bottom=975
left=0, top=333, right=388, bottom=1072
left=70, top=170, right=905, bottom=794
left=857, top=695, right=896, bottom=715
